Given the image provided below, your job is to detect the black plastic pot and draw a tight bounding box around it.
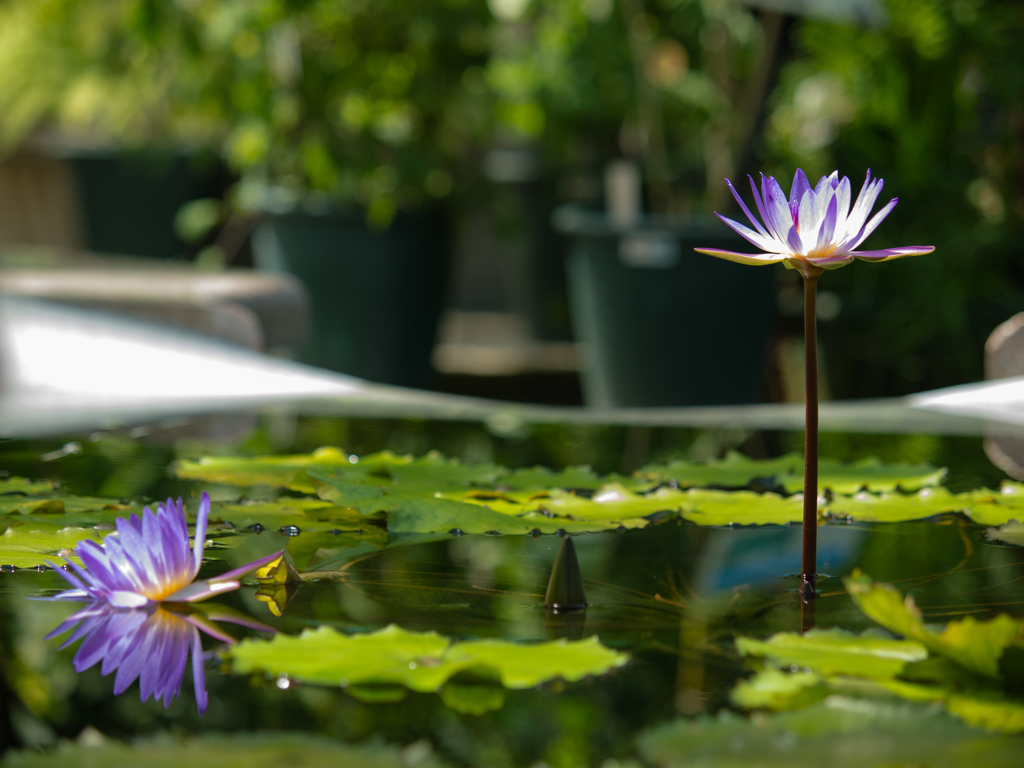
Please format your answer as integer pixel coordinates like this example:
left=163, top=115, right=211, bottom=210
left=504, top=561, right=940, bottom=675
left=251, top=208, right=449, bottom=388
left=554, top=206, right=776, bottom=408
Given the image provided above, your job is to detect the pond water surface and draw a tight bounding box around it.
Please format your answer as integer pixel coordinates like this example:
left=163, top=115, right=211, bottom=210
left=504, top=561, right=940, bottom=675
left=0, top=418, right=1021, bottom=767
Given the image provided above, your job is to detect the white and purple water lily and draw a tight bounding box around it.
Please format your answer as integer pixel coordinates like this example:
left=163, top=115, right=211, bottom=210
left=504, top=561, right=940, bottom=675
left=44, top=492, right=282, bottom=606
left=39, top=493, right=282, bottom=714
left=696, top=169, right=934, bottom=268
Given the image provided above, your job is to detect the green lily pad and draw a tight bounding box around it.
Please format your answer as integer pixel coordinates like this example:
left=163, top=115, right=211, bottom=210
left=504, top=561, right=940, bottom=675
left=172, top=447, right=357, bottom=491
left=173, top=448, right=503, bottom=493
left=0, top=477, right=58, bottom=495
left=308, top=471, right=648, bottom=535
left=966, top=483, right=1024, bottom=526
left=210, top=498, right=384, bottom=535
left=635, top=451, right=804, bottom=489
left=737, top=628, right=928, bottom=679
left=0, top=526, right=104, bottom=568
left=829, top=487, right=970, bottom=522
left=0, top=733, right=444, bottom=768
left=0, top=495, right=132, bottom=521
left=439, top=682, right=506, bottom=715
left=986, top=522, right=1024, bottom=547
left=638, top=698, right=1024, bottom=768
left=227, top=624, right=629, bottom=695
left=500, top=466, right=604, bottom=490
left=681, top=489, right=806, bottom=526
left=635, top=452, right=945, bottom=494
left=846, top=570, right=1022, bottom=679
left=730, top=667, right=829, bottom=711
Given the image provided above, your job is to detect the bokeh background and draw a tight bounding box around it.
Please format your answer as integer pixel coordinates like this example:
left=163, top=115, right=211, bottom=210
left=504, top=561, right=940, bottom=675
left=0, top=0, right=1021, bottom=405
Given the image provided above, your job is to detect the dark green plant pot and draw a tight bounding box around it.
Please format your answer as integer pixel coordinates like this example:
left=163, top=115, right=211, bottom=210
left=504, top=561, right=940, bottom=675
left=70, top=151, right=224, bottom=258
left=554, top=206, right=776, bottom=408
left=252, top=208, right=449, bottom=388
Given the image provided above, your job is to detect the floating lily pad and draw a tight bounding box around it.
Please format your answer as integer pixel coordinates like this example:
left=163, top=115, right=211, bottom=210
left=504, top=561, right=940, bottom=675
left=638, top=698, right=1024, bottom=767
left=499, top=466, right=604, bottom=491
left=309, top=471, right=648, bottom=534
left=0, top=526, right=103, bottom=568
left=227, top=624, right=629, bottom=697
left=965, top=483, right=1024, bottom=526
left=682, top=489, right=806, bottom=526
left=829, top=487, right=970, bottom=522
left=0, top=733, right=443, bottom=768
left=846, top=570, right=1021, bottom=680
left=737, top=628, right=928, bottom=679
left=0, top=477, right=58, bottom=495
left=730, top=667, right=829, bottom=711
left=210, top=498, right=384, bottom=535
left=635, top=452, right=945, bottom=494
left=986, top=522, right=1024, bottom=547
left=173, top=448, right=503, bottom=493
left=635, top=451, right=804, bottom=489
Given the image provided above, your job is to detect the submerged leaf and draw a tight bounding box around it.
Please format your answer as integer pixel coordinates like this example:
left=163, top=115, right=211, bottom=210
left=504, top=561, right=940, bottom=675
left=227, top=624, right=628, bottom=695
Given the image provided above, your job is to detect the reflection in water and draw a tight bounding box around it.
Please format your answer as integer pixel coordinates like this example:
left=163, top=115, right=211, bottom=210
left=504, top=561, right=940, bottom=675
left=34, top=492, right=281, bottom=714
left=46, top=600, right=272, bottom=714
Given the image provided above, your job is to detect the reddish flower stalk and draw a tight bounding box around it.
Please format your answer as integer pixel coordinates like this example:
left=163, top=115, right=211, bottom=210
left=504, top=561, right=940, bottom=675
left=697, top=169, right=934, bottom=595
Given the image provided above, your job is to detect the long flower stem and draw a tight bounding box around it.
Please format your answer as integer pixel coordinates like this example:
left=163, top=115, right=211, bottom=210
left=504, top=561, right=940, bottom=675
left=795, top=261, right=824, bottom=600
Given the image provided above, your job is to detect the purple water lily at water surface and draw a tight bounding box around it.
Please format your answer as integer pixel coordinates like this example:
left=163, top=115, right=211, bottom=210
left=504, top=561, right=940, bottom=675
left=696, top=169, right=934, bottom=268
left=41, top=493, right=281, bottom=714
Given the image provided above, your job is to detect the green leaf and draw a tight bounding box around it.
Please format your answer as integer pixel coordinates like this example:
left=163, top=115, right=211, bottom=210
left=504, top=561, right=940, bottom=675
left=440, top=683, right=506, bottom=715
left=636, top=451, right=804, bottom=489
left=500, top=466, right=603, bottom=490
left=730, top=667, right=829, bottom=710
left=736, top=628, right=928, bottom=678
left=946, top=693, right=1024, bottom=735
left=210, top=498, right=384, bottom=535
left=829, top=487, right=970, bottom=522
left=987, top=522, right=1024, bottom=547
left=788, top=456, right=947, bottom=495
left=681, top=489, right=805, bottom=526
left=845, top=571, right=1023, bottom=679
left=0, top=477, right=57, bottom=495
left=309, top=471, right=648, bottom=534
left=172, top=447, right=357, bottom=491
left=227, top=624, right=629, bottom=694
left=1, top=732, right=442, bottom=768
left=172, top=448, right=503, bottom=492
left=637, top=698, right=1024, bottom=768
left=0, top=526, right=103, bottom=568
left=966, top=483, right=1024, bottom=526
left=635, top=452, right=945, bottom=494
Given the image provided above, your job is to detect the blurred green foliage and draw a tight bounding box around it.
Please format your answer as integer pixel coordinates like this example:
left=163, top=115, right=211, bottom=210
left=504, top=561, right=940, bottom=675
left=763, top=0, right=1024, bottom=396
left=0, top=0, right=764, bottom=223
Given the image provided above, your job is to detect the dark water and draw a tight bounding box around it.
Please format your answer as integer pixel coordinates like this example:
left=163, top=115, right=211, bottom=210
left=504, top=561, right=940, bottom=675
left=0, top=417, right=1019, bottom=766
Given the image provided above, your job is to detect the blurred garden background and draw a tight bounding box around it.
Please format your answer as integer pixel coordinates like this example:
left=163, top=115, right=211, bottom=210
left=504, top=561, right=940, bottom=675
left=0, top=0, right=1021, bottom=407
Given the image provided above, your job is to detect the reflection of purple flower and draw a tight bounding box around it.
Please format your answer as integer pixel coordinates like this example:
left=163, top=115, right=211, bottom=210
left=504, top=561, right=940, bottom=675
left=696, top=169, right=934, bottom=268
left=38, top=491, right=283, bottom=714
left=46, top=600, right=273, bottom=715
left=46, top=492, right=282, bottom=606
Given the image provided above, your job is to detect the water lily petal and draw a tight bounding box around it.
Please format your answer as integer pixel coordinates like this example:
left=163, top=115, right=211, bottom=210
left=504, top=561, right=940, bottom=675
left=713, top=212, right=779, bottom=252
left=694, top=247, right=787, bottom=266
left=725, top=179, right=770, bottom=237
left=790, top=169, right=811, bottom=218
left=162, top=579, right=241, bottom=603
left=816, top=194, right=838, bottom=253
left=851, top=246, right=935, bottom=261
left=846, top=197, right=898, bottom=250
left=191, top=492, right=211, bottom=581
